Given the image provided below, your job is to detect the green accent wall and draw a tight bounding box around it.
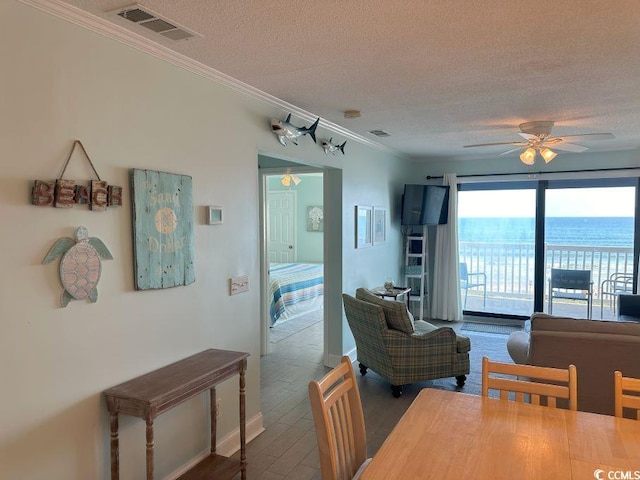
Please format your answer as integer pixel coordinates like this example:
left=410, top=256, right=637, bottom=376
left=267, top=174, right=324, bottom=263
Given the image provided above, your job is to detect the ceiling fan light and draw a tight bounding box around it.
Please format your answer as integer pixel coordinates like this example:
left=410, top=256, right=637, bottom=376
left=540, top=147, right=557, bottom=163
left=281, top=174, right=301, bottom=187
left=520, top=147, right=536, bottom=165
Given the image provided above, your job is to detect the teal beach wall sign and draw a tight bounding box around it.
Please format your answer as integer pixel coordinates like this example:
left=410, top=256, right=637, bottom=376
left=130, top=169, right=195, bottom=289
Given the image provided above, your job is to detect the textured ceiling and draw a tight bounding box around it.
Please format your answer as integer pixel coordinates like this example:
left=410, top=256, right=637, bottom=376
left=56, top=0, right=640, bottom=160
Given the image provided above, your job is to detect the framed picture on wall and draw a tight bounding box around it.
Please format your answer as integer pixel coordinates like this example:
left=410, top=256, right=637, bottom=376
left=307, top=205, right=324, bottom=231
left=356, top=205, right=373, bottom=248
left=373, top=207, right=387, bottom=245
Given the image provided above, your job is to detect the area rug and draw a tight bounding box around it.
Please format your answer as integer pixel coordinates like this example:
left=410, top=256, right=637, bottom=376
left=461, top=322, right=522, bottom=335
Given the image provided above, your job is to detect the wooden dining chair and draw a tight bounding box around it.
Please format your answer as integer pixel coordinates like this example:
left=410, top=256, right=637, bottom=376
left=482, top=356, right=577, bottom=410
left=614, top=371, right=640, bottom=420
left=309, top=356, right=370, bottom=480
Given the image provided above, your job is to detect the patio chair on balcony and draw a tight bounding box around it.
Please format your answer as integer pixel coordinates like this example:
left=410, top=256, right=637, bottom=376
left=549, top=268, right=593, bottom=319
left=600, top=272, right=634, bottom=319
left=460, top=262, right=486, bottom=309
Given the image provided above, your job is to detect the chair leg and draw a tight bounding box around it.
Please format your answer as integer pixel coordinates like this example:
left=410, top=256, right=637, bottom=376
left=391, top=385, right=403, bottom=398
left=463, top=288, right=468, bottom=309
left=359, top=363, right=368, bottom=376
left=456, top=375, right=466, bottom=387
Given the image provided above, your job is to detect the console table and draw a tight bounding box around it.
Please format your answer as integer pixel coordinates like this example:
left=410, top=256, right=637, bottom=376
left=104, top=349, right=249, bottom=480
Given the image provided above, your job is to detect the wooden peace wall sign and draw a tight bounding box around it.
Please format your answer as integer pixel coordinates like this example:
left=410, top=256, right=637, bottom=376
left=31, top=140, right=122, bottom=211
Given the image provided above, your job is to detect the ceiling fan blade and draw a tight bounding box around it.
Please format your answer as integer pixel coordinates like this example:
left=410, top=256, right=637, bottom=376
left=517, top=132, right=538, bottom=141
left=499, top=147, right=526, bottom=156
left=550, top=142, right=588, bottom=153
left=463, top=142, right=527, bottom=148
left=554, top=133, right=615, bottom=143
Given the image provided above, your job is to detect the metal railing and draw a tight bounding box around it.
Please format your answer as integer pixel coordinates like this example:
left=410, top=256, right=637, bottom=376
left=459, top=242, right=634, bottom=298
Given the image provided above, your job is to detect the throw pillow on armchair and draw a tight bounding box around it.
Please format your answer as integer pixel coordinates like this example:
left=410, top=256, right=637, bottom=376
left=355, top=288, right=414, bottom=333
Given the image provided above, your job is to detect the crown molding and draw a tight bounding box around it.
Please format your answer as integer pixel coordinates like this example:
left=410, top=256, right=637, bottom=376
left=19, top=0, right=402, bottom=157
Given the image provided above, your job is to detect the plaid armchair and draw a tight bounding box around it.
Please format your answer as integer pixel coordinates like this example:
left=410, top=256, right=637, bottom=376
left=343, top=289, right=471, bottom=397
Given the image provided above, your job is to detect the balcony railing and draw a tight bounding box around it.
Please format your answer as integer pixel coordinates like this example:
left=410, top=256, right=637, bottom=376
left=459, top=242, right=635, bottom=318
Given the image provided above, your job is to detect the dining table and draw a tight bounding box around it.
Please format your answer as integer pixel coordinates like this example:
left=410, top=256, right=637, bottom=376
left=360, top=388, right=640, bottom=479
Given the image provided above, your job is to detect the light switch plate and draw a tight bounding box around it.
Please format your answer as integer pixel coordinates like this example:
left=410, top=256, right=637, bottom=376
left=230, top=275, right=249, bottom=295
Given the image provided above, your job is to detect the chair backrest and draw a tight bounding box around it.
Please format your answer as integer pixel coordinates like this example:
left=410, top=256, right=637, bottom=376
left=459, top=262, right=469, bottom=281
left=550, top=268, right=591, bottom=290
left=618, top=294, right=640, bottom=318
left=482, top=356, right=577, bottom=410
left=342, top=294, right=394, bottom=377
left=309, top=356, right=367, bottom=480
left=614, top=371, right=640, bottom=420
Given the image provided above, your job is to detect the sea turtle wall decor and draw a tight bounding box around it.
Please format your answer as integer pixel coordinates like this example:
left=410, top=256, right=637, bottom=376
left=42, top=226, right=113, bottom=307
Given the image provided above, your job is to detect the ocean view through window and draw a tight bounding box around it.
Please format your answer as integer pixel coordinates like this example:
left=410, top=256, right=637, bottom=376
left=458, top=184, right=635, bottom=318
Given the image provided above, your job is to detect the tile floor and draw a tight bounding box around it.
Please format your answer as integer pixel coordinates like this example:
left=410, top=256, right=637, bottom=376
left=231, top=314, right=516, bottom=479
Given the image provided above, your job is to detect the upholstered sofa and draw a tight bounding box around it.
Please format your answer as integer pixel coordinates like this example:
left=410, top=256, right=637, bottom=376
left=342, top=288, right=471, bottom=397
left=507, top=312, right=640, bottom=416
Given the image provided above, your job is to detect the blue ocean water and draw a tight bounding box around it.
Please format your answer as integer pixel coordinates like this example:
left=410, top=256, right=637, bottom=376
left=458, top=217, right=634, bottom=248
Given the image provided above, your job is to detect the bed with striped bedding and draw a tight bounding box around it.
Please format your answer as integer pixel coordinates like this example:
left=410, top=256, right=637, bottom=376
left=269, top=262, right=324, bottom=325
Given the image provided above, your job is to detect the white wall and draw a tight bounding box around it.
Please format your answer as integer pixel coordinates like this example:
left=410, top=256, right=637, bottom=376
left=0, top=2, right=408, bottom=479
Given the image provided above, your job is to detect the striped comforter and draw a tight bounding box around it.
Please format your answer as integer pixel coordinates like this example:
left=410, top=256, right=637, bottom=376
left=269, top=263, right=324, bottom=324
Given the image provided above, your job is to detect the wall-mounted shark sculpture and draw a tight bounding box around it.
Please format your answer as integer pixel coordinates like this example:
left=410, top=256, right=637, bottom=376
left=320, top=138, right=346, bottom=155
left=270, top=114, right=319, bottom=146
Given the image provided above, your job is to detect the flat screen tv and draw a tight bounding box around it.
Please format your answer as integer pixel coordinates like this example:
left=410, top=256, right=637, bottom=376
left=401, top=184, right=450, bottom=226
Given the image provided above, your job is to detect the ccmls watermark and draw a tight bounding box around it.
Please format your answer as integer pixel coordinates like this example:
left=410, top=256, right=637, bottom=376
left=594, top=469, right=640, bottom=480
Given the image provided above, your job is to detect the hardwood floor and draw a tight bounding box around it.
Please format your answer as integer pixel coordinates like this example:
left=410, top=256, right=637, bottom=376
left=231, top=314, right=517, bottom=479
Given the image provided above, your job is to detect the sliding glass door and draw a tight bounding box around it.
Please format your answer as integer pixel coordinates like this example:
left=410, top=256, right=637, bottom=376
left=544, top=185, right=635, bottom=319
left=458, top=178, right=638, bottom=319
left=458, top=185, right=537, bottom=316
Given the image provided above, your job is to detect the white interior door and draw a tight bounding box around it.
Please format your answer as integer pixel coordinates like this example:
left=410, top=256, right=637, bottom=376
left=267, top=190, right=297, bottom=262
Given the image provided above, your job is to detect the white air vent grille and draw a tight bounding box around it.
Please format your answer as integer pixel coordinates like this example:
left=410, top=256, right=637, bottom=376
left=368, top=130, right=391, bottom=137
left=139, top=18, right=177, bottom=33
left=118, top=8, right=153, bottom=23
left=112, top=4, right=202, bottom=42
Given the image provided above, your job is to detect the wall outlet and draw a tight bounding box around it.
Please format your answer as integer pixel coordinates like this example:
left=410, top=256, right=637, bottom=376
left=230, top=275, right=249, bottom=295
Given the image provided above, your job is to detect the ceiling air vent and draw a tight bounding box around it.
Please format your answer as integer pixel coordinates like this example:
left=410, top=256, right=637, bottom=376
left=111, top=4, right=202, bottom=41
left=368, top=130, right=391, bottom=137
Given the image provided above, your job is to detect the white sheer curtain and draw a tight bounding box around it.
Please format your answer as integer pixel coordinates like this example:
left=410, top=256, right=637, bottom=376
left=430, top=174, right=462, bottom=321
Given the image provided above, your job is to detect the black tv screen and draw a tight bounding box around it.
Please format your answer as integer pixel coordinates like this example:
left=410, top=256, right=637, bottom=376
left=401, top=184, right=450, bottom=226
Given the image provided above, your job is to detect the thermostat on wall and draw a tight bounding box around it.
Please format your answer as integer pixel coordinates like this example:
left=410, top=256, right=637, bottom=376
left=208, top=206, right=223, bottom=225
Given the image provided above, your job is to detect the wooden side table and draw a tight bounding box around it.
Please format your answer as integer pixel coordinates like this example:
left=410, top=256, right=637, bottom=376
left=371, top=286, right=411, bottom=309
left=104, top=349, right=249, bottom=480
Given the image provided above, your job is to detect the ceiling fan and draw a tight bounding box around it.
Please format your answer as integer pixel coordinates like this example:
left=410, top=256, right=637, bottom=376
left=463, top=121, right=615, bottom=165
left=281, top=171, right=301, bottom=187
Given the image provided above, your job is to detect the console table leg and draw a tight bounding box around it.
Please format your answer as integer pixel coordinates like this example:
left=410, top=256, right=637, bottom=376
left=110, top=413, right=119, bottom=480
left=240, top=363, right=246, bottom=480
left=146, top=418, right=154, bottom=480
left=210, top=387, right=217, bottom=455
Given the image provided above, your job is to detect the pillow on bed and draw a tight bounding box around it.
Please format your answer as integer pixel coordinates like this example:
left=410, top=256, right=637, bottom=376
left=355, top=288, right=415, bottom=334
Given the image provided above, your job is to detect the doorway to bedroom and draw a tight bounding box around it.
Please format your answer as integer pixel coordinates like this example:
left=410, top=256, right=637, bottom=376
left=261, top=168, right=325, bottom=354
